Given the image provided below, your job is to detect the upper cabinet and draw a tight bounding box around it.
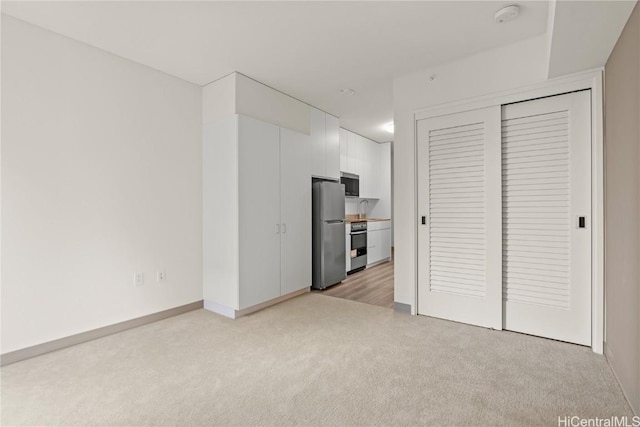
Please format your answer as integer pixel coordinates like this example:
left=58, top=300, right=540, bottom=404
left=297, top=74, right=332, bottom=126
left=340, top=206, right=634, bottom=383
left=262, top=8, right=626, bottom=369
left=310, top=107, right=340, bottom=180
left=310, top=108, right=326, bottom=178
left=378, top=142, right=391, bottom=202
left=346, top=131, right=361, bottom=176
left=341, top=128, right=386, bottom=199
left=339, top=128, right=348, bottom=172
left=361, top=137, right=380, bottom=199
left=325, top=114, right=340, bottom=179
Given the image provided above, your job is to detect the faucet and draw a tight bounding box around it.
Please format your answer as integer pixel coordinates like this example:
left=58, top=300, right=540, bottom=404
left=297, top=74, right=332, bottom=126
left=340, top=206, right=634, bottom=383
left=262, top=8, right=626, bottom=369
left=358, top=199, right=369, bottom=219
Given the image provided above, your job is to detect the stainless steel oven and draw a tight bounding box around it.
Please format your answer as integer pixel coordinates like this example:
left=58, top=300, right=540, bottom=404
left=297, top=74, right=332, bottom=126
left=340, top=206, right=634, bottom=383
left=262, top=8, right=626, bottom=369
left=349, top=221, right=367, bottom=274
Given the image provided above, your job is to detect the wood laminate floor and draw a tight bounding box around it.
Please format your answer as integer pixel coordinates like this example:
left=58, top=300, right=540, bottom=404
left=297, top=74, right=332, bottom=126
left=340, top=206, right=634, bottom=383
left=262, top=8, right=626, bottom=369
left=316, top=259, right=394, bottom=309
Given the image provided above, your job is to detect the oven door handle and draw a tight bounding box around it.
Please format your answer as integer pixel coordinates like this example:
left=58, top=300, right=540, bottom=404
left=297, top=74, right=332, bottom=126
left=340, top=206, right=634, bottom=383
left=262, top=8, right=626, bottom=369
left=351, top=231, right=367, bottom=235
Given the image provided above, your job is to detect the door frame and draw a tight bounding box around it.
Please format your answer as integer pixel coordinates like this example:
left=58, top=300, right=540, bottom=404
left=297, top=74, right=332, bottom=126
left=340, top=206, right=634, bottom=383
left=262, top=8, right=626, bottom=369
left=412, top=69, right=604, bottom=354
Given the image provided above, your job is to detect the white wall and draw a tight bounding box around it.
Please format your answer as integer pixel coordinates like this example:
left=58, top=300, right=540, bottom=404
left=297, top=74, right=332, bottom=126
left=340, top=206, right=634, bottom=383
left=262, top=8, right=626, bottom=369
left=345, top=198, right=383, bottom=217
left=604, top=2, right=640, bottom=414
left=392, top=35, right=548, bottom=308
left=547, top=0, right=637, bottom=78
left=1, top=16, right=203, bottom=353
left=202, top=115, right=239, bottom=310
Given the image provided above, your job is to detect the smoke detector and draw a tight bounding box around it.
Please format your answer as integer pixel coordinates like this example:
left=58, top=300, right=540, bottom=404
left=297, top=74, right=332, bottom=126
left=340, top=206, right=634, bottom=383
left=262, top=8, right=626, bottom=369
left=494, top=5, right=520, bottom=23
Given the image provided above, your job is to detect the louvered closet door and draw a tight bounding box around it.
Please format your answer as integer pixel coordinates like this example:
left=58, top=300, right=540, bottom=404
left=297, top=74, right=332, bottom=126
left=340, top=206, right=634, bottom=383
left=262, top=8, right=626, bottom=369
left=417, top=107, right=502, bottom=329
left=502, top=91, right=591, bottom=346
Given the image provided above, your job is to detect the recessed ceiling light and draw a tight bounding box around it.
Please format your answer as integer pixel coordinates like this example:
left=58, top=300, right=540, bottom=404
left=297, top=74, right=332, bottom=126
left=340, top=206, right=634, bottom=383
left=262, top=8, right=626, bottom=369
left=340, top=88, right=356, bottom=96
left=384, top=122, right=394, bottom=134
left=494, top=5, right=520, bottom=23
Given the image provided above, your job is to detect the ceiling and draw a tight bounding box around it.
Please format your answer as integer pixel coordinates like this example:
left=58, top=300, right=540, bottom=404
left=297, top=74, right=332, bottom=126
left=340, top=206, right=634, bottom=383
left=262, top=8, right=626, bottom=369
left=548, top=0, right=638, bottom=78
left=2, top=1, right=552, bottom=142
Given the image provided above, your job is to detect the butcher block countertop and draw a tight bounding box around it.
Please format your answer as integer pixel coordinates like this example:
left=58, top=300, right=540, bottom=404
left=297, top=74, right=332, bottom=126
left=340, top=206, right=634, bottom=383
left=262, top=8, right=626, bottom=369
left=345, top=215, right=391, bottom=223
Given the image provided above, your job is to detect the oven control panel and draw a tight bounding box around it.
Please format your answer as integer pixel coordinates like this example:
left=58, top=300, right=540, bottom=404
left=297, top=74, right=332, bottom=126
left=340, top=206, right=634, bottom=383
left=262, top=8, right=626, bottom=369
left=350, top=221, right=367, bottom=232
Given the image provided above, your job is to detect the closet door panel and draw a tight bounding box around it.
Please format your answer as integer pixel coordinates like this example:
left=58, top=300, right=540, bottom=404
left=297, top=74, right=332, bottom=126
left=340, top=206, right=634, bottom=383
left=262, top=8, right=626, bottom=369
left=417, top=106, right=502, bottom=329
left=502, top=91, right=591, bottom=346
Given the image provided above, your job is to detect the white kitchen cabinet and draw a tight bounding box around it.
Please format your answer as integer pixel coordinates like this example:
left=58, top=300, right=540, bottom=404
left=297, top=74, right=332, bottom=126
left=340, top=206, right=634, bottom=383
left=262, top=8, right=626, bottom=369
left=325, top=114, right=340, bottom=179
left=238, top=116, right=282, bottom=308
left=203, top=114, right=311, bottom=317
left=346, top=131, right=361, bottom=176
left=360, top=137, right=381, bottom=199
left=310, top=108, right=340, bottom=180
left=339, top=128, right=348, bottom=172
left=367, top=221, right=391, bottom=265
left=280, top=127, right=312, bottom=295
left=345, top=225, right=351, bottom=274
left=310, top=107, right=326, bottom=178
left=359, top=136, right=370, bottom=197
left=341, top=129, right=385, bottom=199
left=369, top=140, right=381, bottom=198
left=379, top=142, right=391, bottom=202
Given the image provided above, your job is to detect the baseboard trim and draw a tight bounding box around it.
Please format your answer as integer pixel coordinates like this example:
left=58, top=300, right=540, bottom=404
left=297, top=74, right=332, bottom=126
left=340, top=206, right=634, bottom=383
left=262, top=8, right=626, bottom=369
left=366, top=257, right=391, bottom=268
left=394, top=302, right=411, bottom=314
left=1, top=300, right=204, bottom=366
left=204, top=288, right=310, bottom=319
left=237, top=288, right=309, bottom=317
left=203, top=300, right=237, bottom=318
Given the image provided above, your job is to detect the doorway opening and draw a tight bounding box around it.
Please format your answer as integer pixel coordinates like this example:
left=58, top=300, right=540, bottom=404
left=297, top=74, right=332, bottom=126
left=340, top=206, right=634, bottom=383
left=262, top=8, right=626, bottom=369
left=315, top=250, right=394, bottom=309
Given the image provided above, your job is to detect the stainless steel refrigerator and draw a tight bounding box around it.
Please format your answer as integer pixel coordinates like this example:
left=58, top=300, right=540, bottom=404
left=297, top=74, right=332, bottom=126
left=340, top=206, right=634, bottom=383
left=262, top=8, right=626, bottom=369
left=312, top=181, right=346, bottom=290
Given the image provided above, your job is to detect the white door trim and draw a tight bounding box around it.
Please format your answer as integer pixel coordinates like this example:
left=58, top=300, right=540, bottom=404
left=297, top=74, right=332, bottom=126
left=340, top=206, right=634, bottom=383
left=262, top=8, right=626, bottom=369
left=411, top=69, right=604, bottom=354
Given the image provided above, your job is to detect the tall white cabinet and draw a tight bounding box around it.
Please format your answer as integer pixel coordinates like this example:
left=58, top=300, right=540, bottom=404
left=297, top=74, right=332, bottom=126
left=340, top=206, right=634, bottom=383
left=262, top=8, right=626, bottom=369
left=280, top=127, right=313, bottom=295
left=203, top=114, right=311, bottom=318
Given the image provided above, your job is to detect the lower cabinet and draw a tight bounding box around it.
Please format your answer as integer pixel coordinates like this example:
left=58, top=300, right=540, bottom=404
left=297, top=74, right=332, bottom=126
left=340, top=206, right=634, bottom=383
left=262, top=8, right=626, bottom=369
left=345, top=226, right=351, bottom=274
left=367, top=221, right=391, bottom=265
left=203, top=114, right=311, bottom=318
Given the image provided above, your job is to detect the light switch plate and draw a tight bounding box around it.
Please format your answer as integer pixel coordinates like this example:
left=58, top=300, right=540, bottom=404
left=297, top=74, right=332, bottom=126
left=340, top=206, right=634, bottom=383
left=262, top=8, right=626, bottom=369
left=134, top=273, right=144, bottom=287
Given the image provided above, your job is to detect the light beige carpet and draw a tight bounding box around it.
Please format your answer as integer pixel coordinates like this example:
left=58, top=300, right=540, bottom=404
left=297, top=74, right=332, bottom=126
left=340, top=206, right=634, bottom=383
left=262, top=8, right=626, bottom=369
left=1, top=293, right=633, bottom=426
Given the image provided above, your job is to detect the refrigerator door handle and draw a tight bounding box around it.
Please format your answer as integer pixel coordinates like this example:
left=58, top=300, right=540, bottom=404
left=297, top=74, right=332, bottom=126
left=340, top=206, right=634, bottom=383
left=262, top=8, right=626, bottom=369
left=282, top=223, right=287, bottom=234
left=276, top=224, right=280, bottom=234
left=326, top=220, right=345, bottom=224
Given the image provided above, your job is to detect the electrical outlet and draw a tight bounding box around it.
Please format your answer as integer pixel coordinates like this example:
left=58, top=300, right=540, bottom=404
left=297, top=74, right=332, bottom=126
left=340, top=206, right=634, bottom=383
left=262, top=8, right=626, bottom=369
left=134, top=273, right=144, bottom=287
left=157, top=270, right=166, bottom=283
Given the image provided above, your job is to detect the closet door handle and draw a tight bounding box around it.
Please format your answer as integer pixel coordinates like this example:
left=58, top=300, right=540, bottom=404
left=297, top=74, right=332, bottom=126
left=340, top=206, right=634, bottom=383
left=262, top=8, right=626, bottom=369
left=577, top=216, right=587, bottom=229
